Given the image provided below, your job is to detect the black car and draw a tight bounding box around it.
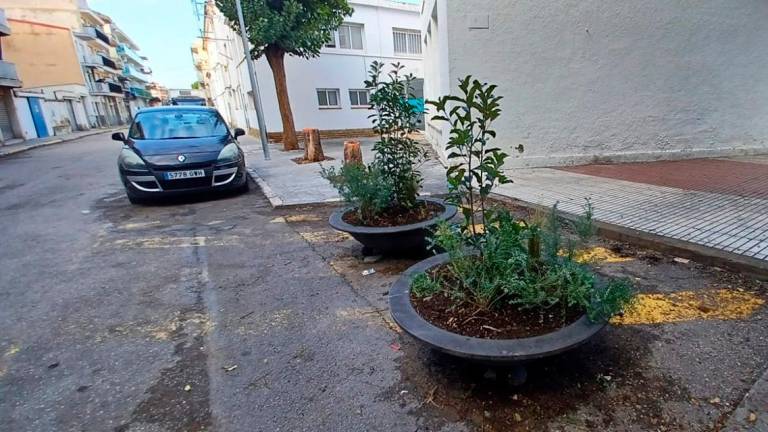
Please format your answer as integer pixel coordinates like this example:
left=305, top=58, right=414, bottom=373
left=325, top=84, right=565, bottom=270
left=113, top=106, right=249, bottom=204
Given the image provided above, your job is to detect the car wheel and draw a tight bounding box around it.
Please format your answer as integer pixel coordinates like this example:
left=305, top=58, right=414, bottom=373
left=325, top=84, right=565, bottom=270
left=238, top=179, right=250, bottom=194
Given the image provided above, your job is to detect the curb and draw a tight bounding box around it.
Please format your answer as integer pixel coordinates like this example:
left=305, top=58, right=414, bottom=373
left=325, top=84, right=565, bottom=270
left=490, top=193, right=768, bottom=281
left=245, top=166, right=284, bottom=207
left=720, top=365, right=768, bottom=431
left=0, top=128, right=121, bottom=158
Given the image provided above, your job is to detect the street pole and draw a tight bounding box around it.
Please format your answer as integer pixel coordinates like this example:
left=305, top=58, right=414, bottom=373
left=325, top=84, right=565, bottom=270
left=235, top=0, right=270, bottom=160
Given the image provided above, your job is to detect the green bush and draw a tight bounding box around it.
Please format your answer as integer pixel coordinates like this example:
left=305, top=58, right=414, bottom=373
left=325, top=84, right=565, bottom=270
left=417, top=76, right=635, bottom=323
left=418, top=206, right=635, bottom=322
left=323, top=61, right=426, bottom=220
left=320, top=163, right=393, bottom=225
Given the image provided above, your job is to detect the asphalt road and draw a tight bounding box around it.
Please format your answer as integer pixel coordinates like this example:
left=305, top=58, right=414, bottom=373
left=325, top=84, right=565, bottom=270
left=0, top=133, right=447, bottom=432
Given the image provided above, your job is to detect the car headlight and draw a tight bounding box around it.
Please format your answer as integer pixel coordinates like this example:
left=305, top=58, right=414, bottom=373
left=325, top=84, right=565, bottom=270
left=217, top=143, right=240, bottom=164
left=119, top=147, right=147, bottom=170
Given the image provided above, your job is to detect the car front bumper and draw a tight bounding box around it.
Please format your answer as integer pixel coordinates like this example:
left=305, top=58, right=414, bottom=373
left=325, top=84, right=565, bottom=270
left=120, top=160, right=247, bottom=197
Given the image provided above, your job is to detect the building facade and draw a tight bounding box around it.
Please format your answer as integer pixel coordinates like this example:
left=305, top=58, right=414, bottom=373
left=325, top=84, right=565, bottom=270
left=194, top=0, right=423, bottom=139
left=0, top=0, right=160, bottom=143
left=0, top=9, right=25, bottom=143
left=421, top=0, right=768, bottom=167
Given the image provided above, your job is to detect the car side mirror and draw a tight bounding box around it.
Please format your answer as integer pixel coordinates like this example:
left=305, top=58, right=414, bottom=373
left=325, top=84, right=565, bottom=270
left=233, top=128, right=245, bottom=139
left=112, top=132, right=126, bottom=142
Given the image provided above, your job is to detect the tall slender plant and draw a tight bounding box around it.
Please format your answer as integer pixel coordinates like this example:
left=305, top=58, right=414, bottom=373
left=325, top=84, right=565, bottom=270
left=365, top=61, right=427, bottom=209
left=428, top=77, right=523, bottom=247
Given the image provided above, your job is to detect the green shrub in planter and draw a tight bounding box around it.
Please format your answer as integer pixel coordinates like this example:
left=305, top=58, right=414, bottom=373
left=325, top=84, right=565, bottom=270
left=416, top=77, right=635, bottom=323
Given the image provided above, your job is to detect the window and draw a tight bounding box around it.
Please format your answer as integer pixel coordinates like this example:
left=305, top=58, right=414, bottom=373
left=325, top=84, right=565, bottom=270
left=348, top=89, right=369, bottom=107
left=326, top=23, right=364, bottom=50
left=393, top=28, right=422, bottom=55
left=129, top=110, right=229, bottom=140
left=316, top=88, right=340, bottom=108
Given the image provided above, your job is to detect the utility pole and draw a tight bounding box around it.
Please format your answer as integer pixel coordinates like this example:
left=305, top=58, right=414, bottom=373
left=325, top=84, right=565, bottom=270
left=235, top=0, right=270, bottom=160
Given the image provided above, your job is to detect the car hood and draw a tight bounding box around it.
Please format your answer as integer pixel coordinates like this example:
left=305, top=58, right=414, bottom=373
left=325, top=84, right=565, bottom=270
left=130, top=136, right=230, bottom=157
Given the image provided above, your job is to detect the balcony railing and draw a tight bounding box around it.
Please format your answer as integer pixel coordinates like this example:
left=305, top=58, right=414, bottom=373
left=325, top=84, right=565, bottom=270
left=101, top=55, right=117, bottom=71
left=122, top=64, right=151, bottom=83
left=89, top=81, right=123, bottom=95
left=0, top=60, right=22, bottom=87
left=117, top=43, right=146, bottom=67
left=78, top=26, right=113, bottom=46
left=130, top=86, right=152, bottom=99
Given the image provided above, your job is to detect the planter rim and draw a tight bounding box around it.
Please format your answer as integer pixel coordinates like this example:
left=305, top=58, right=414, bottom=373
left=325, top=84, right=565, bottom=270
left=389, top=252, right=608, bottom=363
left=328, top=197, right=457, bottom=235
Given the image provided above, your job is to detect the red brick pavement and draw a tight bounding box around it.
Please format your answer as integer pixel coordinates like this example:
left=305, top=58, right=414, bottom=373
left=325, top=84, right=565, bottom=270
left=559, top=158, right=768, bottom=199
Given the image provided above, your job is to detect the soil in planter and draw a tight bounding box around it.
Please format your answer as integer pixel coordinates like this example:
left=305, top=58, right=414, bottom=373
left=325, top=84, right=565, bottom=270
left=410, top=264, right=585, bottom=339
left=342, top=201, right=443, bottom=228
left=411, top=292, right=585, bottom=339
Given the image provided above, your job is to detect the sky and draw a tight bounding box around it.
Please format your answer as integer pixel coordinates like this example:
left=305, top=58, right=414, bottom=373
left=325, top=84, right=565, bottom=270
left=89, top=0, right=201, bottom=89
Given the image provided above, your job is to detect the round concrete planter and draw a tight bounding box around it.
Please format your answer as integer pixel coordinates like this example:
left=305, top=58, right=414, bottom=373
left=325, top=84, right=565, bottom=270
left=328, top=197, right=457, bottom=255
left=389, top=253, right=608, bottom=365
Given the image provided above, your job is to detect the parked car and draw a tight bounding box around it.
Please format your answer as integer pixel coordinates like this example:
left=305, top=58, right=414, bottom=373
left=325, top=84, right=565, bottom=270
left=114, top=106, right=248, bottom=204
left=170, top=96, right=207, bottom=106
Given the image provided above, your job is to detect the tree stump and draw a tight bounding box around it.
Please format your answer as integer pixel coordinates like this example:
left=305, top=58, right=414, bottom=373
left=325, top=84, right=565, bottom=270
left=302, top=128, right=324, bottom=162
left=344, top=140, right=363, bottom=165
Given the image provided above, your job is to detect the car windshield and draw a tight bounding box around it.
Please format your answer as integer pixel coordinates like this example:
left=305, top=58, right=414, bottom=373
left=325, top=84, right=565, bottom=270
left=129, top=110, right=229, bottom=140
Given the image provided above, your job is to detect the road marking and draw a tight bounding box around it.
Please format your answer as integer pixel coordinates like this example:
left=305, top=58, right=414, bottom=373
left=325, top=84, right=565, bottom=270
left=110, top=236, right=240, bottom=248
left=612, top=289, right=765, bottom=325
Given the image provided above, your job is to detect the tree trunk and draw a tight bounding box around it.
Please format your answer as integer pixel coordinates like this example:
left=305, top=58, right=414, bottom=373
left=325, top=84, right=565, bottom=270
left=303, top=128, right=324, bottom=162
left=265, top=46, right=299, bottom=151
left=344, top=140, right=363, bottom=165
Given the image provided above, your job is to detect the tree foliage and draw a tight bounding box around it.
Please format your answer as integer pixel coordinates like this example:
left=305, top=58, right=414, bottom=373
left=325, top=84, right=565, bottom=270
left=215, top=0, right=353, bottom=59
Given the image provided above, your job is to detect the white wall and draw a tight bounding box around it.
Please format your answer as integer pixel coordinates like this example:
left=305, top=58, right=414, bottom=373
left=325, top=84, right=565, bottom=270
left=205, top=0, right=423, bottom=134
left=426, top=0, right=768, bottom=167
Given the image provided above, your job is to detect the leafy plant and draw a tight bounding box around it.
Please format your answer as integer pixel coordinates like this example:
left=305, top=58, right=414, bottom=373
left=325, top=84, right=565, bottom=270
left=428, top=76, right=522, bottom=244
left=216, top=0, right=353, bottom=150
left=324, top=62, right=427, bottom=221
left=321, top=163, right=393, bottom=224
left=411, top=77, right=634, bottom=324
left=366, top=61, right=427, bottom=209
left=417, top=206, right=635, bottom=322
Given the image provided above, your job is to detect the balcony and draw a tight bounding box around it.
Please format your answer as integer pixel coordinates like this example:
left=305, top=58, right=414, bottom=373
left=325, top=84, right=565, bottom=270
left=130, top=86, right=152, bottom=99
left=75, top=26, right=113, bottom=48
left=0, top=60, right=22, bottom=88
left=117, top=43, right=146, bottom=67
left=89, top=81, right=123, bottom=95
left=81, top=52, right=120, bottom=73
left=122, top=64, right=151, bottom=83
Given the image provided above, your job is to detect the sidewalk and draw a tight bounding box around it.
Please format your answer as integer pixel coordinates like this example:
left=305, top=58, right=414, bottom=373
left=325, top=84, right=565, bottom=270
left=240, top=134, right=448, bottom=207
left=495, top=157, right=768, bottom=266
left=0, top=127, right=122, bottom=158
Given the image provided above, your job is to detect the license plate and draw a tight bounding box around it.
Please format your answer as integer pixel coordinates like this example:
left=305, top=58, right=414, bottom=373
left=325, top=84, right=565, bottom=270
left=164, top=169, right=205, bottom=180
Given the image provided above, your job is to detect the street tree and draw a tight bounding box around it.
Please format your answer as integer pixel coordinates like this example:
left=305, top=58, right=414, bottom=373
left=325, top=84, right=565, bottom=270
left=216, top=0, right=353, bottom=150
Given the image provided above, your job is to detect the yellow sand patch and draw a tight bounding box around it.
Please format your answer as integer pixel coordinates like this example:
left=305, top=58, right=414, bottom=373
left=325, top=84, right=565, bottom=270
left=284, top=214, right=323, bottom=223
left=111, top=236, right=240, bottom=248
left=612, top=289, right=765, bottom=325
left=572, top=247, right=633, bottom=264
left=298, top=230, right=351, bottom=243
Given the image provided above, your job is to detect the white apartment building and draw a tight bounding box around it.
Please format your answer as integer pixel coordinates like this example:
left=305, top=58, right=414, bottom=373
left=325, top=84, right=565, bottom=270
left=421, top=0, right=768, bottom=168
left=111, top=24, right=154, bottom=117
left=194, top=0, right=423, bottom=139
